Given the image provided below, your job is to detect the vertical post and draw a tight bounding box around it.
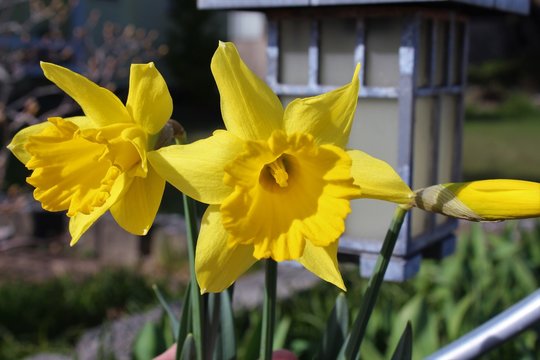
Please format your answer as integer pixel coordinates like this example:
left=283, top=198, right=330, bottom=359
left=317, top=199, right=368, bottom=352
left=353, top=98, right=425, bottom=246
left=267, top=18, right=279, bottom=89
left=395, top=15, right=419, bottom=256
left=308, top=19, right=320, bottom=89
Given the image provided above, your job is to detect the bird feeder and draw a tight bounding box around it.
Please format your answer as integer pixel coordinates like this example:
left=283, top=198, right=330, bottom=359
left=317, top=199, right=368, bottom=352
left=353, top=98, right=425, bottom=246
left=197, top=0, right=530, bottom=280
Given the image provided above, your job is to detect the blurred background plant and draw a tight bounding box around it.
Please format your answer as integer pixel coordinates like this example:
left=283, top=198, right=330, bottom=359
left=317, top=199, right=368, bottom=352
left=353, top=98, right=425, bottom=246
left=128, top=221, right=540, bottom=360
left=239, top=221, right=540, bottom=360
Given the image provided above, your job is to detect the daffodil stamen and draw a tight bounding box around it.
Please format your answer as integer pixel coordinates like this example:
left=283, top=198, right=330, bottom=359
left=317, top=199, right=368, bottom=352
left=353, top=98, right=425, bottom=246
left=266, top=157, right=288, bottom=187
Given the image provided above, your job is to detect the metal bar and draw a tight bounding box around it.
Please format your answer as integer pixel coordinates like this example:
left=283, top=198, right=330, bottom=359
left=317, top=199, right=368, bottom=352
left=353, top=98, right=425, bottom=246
left=427, top=289, right=540, bottom=360
left=273, top=84, right=398, bottom=97
left=454, top=20, right=469, bottom=183
left=447, top=12, right=456, bottom=86
left=415, top=85, right=464, bottom=96
left=395, top=15, right=419, bottom=256
left=428, top=94, right=441, bottom=233
left=266, top=19, right=279, bottom=88
left=429, top=19, right=437, bottom=88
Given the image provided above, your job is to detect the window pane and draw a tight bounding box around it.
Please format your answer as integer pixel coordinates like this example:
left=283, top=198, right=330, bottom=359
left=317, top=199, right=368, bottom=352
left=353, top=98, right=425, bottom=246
left=279, top=18, right=310, bottom=85
left=320, top=18, right=356, bottom=86
left=346, top=99, right=400, bottom=242
left=365, top=18, right=401, bottom=87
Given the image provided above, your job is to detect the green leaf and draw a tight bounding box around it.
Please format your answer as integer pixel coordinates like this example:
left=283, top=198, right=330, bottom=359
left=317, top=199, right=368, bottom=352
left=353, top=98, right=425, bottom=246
left=242, top=312, right=262, bottom=360
left=153, top=284, right=179, bottom=341
left=446, top=294, right=474, bottom=339
left=273, top=316, right=291, bottom=350
left=176, top=282, right=192, bottom=360
left=180, top=333, right=196, bottom=360
left=317, top=293, right=349, bottom=359
left=219, top=289, right=237, bottom=360
left=390, top=322, right=412, bottom=360
left=132, top=321, right=166, bottom=360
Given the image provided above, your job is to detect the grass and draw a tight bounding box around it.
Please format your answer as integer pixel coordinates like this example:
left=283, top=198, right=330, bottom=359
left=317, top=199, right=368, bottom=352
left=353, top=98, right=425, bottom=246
left=463, top=94, right=540, bottom=181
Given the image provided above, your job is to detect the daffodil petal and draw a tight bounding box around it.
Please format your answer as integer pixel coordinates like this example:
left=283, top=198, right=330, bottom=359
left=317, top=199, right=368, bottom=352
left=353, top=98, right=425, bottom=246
left=8, top=121, right=52, bottom=164
left=8, top=116, right=99, bottom=164
left=195, top=205, right=257, bottom=293
left=126, top=63, right=172, bottom=135
left=348, top=150, right=414, bottom=205
left=69, top=173, right=131, bottom=246
left=283, top=64, right=360, bottom=147
left=40, top=62, right=131, bottom=127
left=148, top=130, right=244, bottom=204
left=211, top=41, right=283, bottom=141
left=298, top=241, right=345, bottom=291
left=110, top=165, right=165, bottom=235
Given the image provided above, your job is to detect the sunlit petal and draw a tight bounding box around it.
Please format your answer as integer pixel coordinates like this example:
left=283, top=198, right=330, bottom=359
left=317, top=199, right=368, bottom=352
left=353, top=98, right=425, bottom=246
left=126, top=63, right=173, bottom=135
left=211, top=42, right=283, bottom=141
left=195, top=205, right=257, bottom=293
left=110, top=165, right=165, bottom=235
left=348, top=150, right=414, bottom=205
left=148, top=130, right=244, bottom=204
left=40, top=62, right=131, bottom=127
left=298, top=241, right=345, bottom=291
left=8, top=121, right=52, bottom=164
left=283, top=64, right=360, bottom=147
left=69, top=173, right=131, bottom=246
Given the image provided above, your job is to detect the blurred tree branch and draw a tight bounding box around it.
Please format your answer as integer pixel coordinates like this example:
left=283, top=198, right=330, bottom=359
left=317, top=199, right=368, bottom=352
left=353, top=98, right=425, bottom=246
left=0, top=0, right=167, bottom=190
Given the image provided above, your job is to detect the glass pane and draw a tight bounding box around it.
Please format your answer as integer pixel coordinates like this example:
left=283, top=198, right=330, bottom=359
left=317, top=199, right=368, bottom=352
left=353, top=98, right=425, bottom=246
left=365, top=18, right=401, bottom=87
left=411, top=97, right=435, bottom=237
left=346, top=99, right=400, bottom=241
left=279, top=18, right=310, bottom=85
left=416, top=19, right=432, bottom=88
left=320, top=18, right=356, bottom=86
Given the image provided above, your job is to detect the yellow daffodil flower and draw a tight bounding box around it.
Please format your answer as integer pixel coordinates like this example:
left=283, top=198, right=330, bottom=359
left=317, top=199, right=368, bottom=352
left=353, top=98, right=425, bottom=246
left=414, top=179, right=540, bottom=221
left=8, top=62, right=172, bottom=245
left=148, top=42, right=413, bottom=292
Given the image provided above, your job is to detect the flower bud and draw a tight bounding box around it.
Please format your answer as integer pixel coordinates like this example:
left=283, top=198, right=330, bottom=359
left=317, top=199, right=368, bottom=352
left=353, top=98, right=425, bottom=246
left=414, top=180, right=540, bottom=221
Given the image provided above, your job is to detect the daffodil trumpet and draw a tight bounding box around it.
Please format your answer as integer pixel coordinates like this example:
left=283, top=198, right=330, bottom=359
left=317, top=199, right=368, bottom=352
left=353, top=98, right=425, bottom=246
left=148, top=42, right=414, bottom=292
left=414, top=179, right=540, bottom=221
left=8, top=62, right=173, bottom=245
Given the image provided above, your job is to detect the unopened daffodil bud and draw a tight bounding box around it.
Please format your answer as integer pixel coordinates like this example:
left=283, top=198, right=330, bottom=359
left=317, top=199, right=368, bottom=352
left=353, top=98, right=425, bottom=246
left=413, top=179, right=540, bottom=221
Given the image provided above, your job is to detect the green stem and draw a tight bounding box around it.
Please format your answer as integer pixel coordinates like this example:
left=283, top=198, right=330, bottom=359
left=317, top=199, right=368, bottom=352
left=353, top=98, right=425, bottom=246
left=182, top=194, right=204, bottom=360
left=260, top=259, right=278, bottom=360
left=342, top=206, right=409, bottom=360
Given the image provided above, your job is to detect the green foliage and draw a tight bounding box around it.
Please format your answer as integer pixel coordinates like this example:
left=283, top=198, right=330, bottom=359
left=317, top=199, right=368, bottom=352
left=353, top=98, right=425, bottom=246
left=235, top=221, right=540, bottom=359
left=0, top=269, right=155, bottom=359
left=468, top=59, right=523, bottom=88
left=463, top=94, right=540, bottom=182
left=465, top=93, right=540, bottom=121
left=132, top=320, right=168, bottom=360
